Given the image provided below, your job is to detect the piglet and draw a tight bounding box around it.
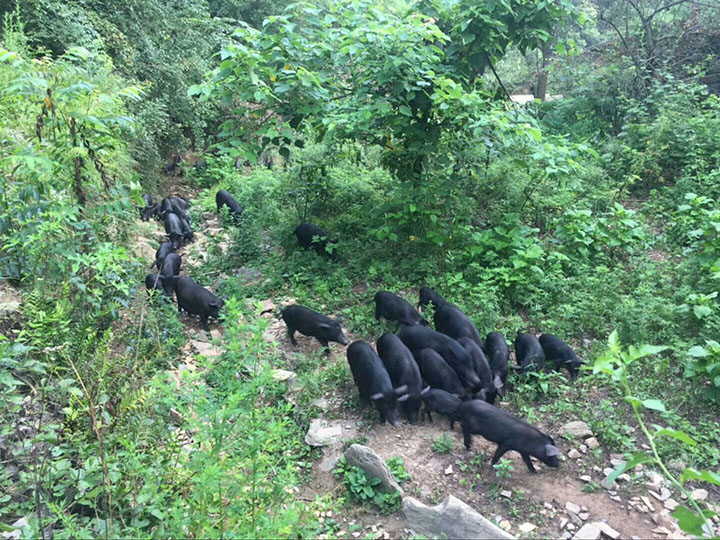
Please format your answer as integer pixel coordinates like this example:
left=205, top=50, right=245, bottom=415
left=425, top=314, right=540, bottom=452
left=377, top=333, right=422, bottom=423
left=371, top=291, right=428, bottom=327
left=416, top=348, right=466, bottom=398
left=458, top=337, right=503, bottom=404
left=540, top=334, right=583, bottom=380
left=145, top=273, right=168, bottom=297
left=420, top=386, right=462, bottom=427
left=216, top=189, right=244, bottom=223
left=293, top=223, right=336, bottom=258
left=453, top=399, right=561, bottom=473
left=280, top=305, right=348, bottom=354
left=485, top=332, right=509, bottom=385
left=514, top=331, right=545, bottom=373
left=347, top=341, right=408, bottom=426
left=172, top=276, right=224, bottom=330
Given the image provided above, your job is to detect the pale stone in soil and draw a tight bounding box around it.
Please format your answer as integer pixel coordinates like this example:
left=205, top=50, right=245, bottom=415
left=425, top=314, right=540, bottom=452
left=559, top=421, right=594, bottom=439
left=402, top=495, right=513, bottom=540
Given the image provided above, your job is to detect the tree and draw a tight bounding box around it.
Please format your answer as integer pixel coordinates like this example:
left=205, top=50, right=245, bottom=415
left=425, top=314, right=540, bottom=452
left=594, top=0, right=720, bottom=93
left=195, top=0, right=578, bottom=184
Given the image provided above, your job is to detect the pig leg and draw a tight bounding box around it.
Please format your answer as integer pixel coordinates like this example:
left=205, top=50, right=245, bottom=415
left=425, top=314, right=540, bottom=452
left=374, top=302, right=381, bottom=320
left=491, top=444, right=511, bottom=465
left=404, top=403, right=414, bottom=424
left=521, top=453, right=537, bottom=473
left=425, top=410, right=432, bottom=422
left=316, top=338, right=330, bottom=355
left=462, top=425, right=473, bottom=450
left=287, top=327, right=298, bottom=346
left=201, top=315, right=210, bottom=331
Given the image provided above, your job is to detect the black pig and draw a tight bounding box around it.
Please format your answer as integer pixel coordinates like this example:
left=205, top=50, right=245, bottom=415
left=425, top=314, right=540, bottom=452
left=173, top=276, right=224, bottom=330
left=168, top=195, right=190, bottom=210
left=141, top=203, right=157, bottom=222
left=140, top=194, right=155, bottom=221
left=293, top=223, right=336, bottom=258
left=377, top=334, right=422, bottom=423
left=434, top=304, right=484, bottom=348
left=399, top=325, right=481, bottom=392
left=454, top=399, right=561, bottom=473
left=216, top=189, right=244, bottom=222
left=164, top=213, right=185, bottom=249
left=159, top=253, right=181, bottom=295
left=280, top=305, right=348, bottom=354
left=163, top=154, right=181, bottom=176
left=145, top=273, right=168, bottom=297
left=157, top=197, right=174, bottom=219
left=459, top=337, right=503, bottom=404
left=154, top=242, right=175, bottom=270
left=418, top=286, right=447, bottom=309
left=347, top=341, right=409, bottom=426
left=514, top=331, right=545, bottom=373
left=371, top=291, right=428, bottom=327
left=539, top=334, right=582, bottom=380
left=416, top=348, right=466, bottom=398
left=485, top=332, right=510, bottom=385
left=417, top=287, right=483, bottom=347
left=420, top=386, right=462, bottom=426
left=179, top=215, right=194, bottom=243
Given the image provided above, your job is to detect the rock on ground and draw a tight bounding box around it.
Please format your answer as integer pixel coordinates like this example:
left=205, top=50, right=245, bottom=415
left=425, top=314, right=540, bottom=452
left=305, top=419, right=344, bottom=447
left=559, top=421, right=594, bottom=439
left=345, top=444, right=404, bottom=495
left=403, top=495, right=513, bottom=540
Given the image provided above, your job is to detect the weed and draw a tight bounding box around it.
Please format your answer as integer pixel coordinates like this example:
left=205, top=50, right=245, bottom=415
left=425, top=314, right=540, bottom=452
left=493, top=458, right=515, bottom=478
left=432, top=433, right=454, bottom=454
left=334, top=456, right=409, bottom=514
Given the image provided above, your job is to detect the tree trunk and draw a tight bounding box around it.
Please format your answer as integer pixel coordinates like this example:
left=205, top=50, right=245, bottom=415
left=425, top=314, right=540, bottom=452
left=536, top=44, right=551, bottom=101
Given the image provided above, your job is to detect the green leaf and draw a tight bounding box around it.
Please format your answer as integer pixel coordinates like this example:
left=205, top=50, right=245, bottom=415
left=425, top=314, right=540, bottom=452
left=627, top=344, right=668, bottom=360
left=671, top=506, right=713, bottom=536
left=679, top=468, right=720, bottom=486
left=653, top=427, right=696, bottom=446
left=641, top=399, right=666, bottom=412
left=606, top=452, right=652, bottom=485
left=687, top=346, right=709, bottom=358
left=398, top=105, right=412, bottom=116
left=624, top=395, right=642, bottom=408
left=608, top=329, right=620, bottom=351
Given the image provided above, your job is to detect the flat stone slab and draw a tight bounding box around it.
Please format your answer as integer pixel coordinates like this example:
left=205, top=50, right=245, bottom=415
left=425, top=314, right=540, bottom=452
left=403, top=495, right=513, bottom=540
left=305, top=419, right=344, bottom=447
left=559, top=421, right=594, bottom=439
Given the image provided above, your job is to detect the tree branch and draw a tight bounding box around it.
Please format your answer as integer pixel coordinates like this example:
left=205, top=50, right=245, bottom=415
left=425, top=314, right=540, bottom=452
left=485, top=53, right=512, bottom=101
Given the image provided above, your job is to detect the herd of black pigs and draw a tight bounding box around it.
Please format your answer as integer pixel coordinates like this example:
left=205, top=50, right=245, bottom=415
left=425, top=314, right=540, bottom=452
left=140, top=188, right=585, bottom=474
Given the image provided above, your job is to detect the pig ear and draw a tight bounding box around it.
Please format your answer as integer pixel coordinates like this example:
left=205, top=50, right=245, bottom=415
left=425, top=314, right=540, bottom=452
left=318, top=322, right=331, bottom=329
left=370, top=393, right=384, bottom=401
left=421, top=386, right=431, bottom=395
left=544, top=444, right=561, bottom=457
left=393, top=385, right=408, bottom=396
left=209, top=301, right=219, bottom=308
left=396, top=394, right=409, bottom=402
